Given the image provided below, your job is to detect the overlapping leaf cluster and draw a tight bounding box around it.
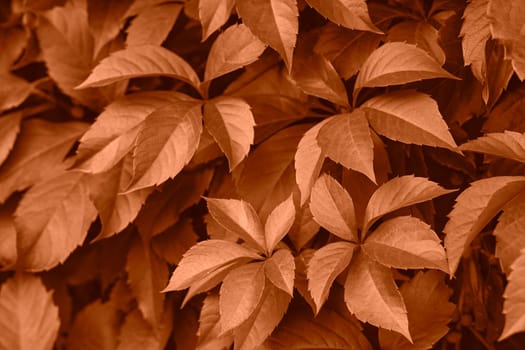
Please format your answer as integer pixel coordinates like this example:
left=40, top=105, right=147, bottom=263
left=1, top=0, right=525, bottom=349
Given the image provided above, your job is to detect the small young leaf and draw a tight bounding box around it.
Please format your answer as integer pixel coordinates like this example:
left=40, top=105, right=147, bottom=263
left=344, top=252, right=411, bottom=342
left=163, top=240, right=262, bottom=291
left=199, top=0, right=235, bottom=40
left=204, top=97, right=255, bottom=170
left=363, top=175, right=454, bottom=235
left=309, top=174, right=358, bottom=241
left=305, top=0, right=381, bottom=33
left=500, top=248, right=525, bottom=340
left=460, top=131, right=525, bottom=163
left=307, top=241, right=356, bottom=313
left=0, top=273, right=60, bottom=350
left=444, top=176, right=525, bottom=275
left=0, top=111, right=22, bottom=167
left=206, top=198, right=266, bottom=252
left=220, top=262, right=266, bottom=333
left=236, top=0, right=298, bottom=70
left=264, top=249, right=295, bottom=295
left=461, top=0, right=490, bottom=83
left=264, top=194, right=296, bottom=253
left=78, top=45, right=201, bottom=90
left=204, top=23, right=267, bottom=82
left=126, top=2, right=182, bottom=46
left=317, top=111, right=376, bottom=183
left=362, top=216, right=448, bottom=272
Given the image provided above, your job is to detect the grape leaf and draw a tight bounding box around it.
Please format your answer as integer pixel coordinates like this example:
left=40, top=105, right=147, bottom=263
left=344, top=251, right=411, bottom=341
left=126, top=2, right=182, bottom=46
left=236, top=0, right=298, bottom=70
left=199, top=0, right=235, bottom=40
left=220, top=262, right=266, bottom=333
left=499, top=248, right=525, bottom=340
left=444, top=176, right=525, bottom=275
left=77, top=45, right=201, bottom=90
left=354, top=42, right=458, bottom=102
left=0, top=197, right=17, bottom=270
left=459, top=131, right=525, bottom=163
left=129, top=102, right=203, bottom=191
left=379, top=271, right=455, bottom=350
left=0, top=111, right=22, bottom=167
left=309, top=174, right=358, bottom=241
left=317, top=111, right=376, bottom=183
left=204, top=97, right=255, bottom=170
left=0, top=273, right=60, bottom=350
left=305, top=0, right=381, bottom=33
left=204, top=23, right=267, bottom=82
left=362, top=91, right=458, bottom=150
left=264, top=194, right=296, bottom=253
left=197, top=294, right=234, bottom=350
left=206, top=198, right=266, bottom=252
left=363, top=175, right=454, bottom=235
left=461, top=0, right=490, bottom=83
left=163, top=240, right=262, bottom=291
left=14, top=171, right=98, bottom=271
left=264, top=249, right=295, bottom=295
left=362, top=216, right=448, bottom=272
left=307, top=241, right=356, bottom=313
left=0, top=74, right=32, bottom=112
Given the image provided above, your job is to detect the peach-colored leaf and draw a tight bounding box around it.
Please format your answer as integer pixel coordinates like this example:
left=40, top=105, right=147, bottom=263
left=197, top=294, right=234, bottom=350
left=305, top=0, right=381, bottom=33
left=461, top=0, right=490, bottom=83
left=126, top=2, right=181, bottom=46
left=0, top=74, right=32, bottom=112
left=264, top=249, right=295, bottom=295
left=499, top=248, right=525, bottom=340
left=264, top=194, right=296, bottom=253
left=389, top=21, right=445, bottom=65
left=199, top=0, right=235, bottom=40
left=460, top=131, right=525, bottom=163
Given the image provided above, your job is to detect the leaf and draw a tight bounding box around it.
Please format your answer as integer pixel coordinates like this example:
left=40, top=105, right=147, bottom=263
left=363, top=175, right=454, bottom=235
left=163, top=240, right=262, bottom=291
left=206, top=198, right=266, bottom=252
left=0, top=197, right=17, bottom=270
left=199, top=0, right=235, bottom=40
left=204, top=23, right=267, bottom=82
left=233, top=282, right=291, bottom=350
left=309, top=174, right=358, bottom=241
left=152, top=218, right=199, bottom=265
left=379, top=271, right=455, bottom=350
left=444, top=176, right=525, bottom=275
left=129, top=102, right=203, bottom=191
left=317, top=111, right=376, bottom=183
left=362, top=91, right=458, bottom=150
left=15, top=171, right=98, bottom=271
left=0, top=273, right=59, bottom=350
left=354, top=42, right=458, bottom=102
left=264, top=194, right=296, bottom=253
left=307, top=241, right=356, bottom=313
left=197, top=294, right=234, bottom=350
left=264, top=249, right=295, bottom=295
left=204, top=97, right=255, bottom=170
left=0, top=74, right=32, bottom=112
left=363, top=216, right=448, bottom=272
left=126, top=2, right=182, bottom=46
left=0, top=111, right=22, bottom=167
left=0, top=26, right=27, bottom=71
left=77, top=45, right=201, bottom=90
left=459, top=131, right=525, bottom=163
left=305, top=0, right=381, bottom=33
left=236, top=0, right=298, bottom=70
left=500, top=248, right=525, bottom=340
left=461, top=0, right=490, bottom=83
left=117, top=308, right=171, bottom=350
left=344, top=251, right=411, bottom=341
left=220, top=262, right=266, bottom=333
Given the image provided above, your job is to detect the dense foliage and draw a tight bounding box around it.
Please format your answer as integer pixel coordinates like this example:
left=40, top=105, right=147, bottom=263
left=1, top=0, right=525, bottom=349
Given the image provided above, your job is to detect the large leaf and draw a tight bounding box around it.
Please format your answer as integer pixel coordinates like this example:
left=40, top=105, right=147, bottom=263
left=362, top=216, right=448, bottom=272
left=199, top=0, right=235, bottom=40
left=126, top=2, right=181, bottom=46
left=459, top=131, right=525, bottom=163
left=307, top=241, right=356, bottom=313
left=309, top=174, right=358, bottom=241
left=305, top=0, right=381, bottom=33
left=444, top=176, right=525, bottom=275
left=206, top=198, right=266, bottom=252
left=353, top=42, right=457, bottom=102
left=344, top=252, right=411, bottom=341
left=129, top=102, right=203, bottom=190
left=0, top=111, right=22, bottom=167
left=0, top=119, right=87, bottom=204
left=500, top=248, right=525, bottom=340
left=14, top=171, right=98, bottom=271
left=163, top=240, right=262, bottom=291
left=317, top=111, right=375, bottom=183
left=204, top=23, right=267, bottom=82
left=220, top=262, right=266, bottom=333
left=379, top=271, right=455, bottom=350
left=0, top=273, right=60, bottom=350
left=363, top=175, right=454, bottom=235
left=264, top=249, right=295, bottom=296
left=461, top=0, right=490, bottom=83
left=236, top=0, right=298, bottom=69
left=204, top=97, right=255, bottom=170
left=264, top=194, right=296, bottom=253
left=78, top=45, right=201, bottom=90
left=362, top=91, right=458, bottom=150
